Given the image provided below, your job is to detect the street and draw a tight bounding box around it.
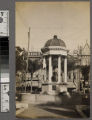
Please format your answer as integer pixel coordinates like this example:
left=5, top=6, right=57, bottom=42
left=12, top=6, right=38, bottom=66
left=16, top=103, right=82, bottom=119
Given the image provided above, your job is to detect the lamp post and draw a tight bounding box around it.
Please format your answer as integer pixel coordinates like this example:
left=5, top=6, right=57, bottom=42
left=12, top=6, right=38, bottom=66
left=25, top=27, right=31, bottom=93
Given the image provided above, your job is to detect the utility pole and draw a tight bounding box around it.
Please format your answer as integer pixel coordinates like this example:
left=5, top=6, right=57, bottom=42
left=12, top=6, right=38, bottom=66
left=25, top=27, right=31, bottom=93
left=27, top=27, right=30, bottom=72
left=27, top=27, right=32, bottom=93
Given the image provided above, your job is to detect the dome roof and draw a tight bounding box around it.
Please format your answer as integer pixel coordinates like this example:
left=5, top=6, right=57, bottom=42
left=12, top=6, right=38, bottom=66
left=44, top=35, right=66, bottom=48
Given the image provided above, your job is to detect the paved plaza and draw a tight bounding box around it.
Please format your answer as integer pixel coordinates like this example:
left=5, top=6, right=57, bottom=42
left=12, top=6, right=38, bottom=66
left=16, top=103, right=82, bottom=119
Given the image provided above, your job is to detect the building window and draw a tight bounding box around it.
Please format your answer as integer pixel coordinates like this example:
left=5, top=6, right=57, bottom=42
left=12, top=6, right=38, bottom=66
left=52, top=85, right=56, bottom=90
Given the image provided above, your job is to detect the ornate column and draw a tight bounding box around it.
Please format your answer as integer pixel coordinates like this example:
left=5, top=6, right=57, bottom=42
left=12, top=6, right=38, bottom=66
left=43, top=56, right=46, bottom=81
left=58, top=56, right=61, bottom=83
left=49, top=56, right=52, bottom=83
left=43, top=56, right=46, bottom=69
left=64, top=57, right=67, bottom=83
left=71, top=70, right=73, bottom=82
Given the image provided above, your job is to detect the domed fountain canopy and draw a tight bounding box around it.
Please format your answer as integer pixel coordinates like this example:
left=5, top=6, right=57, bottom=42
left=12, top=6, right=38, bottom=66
left=44, top=35, right=66, bottom=48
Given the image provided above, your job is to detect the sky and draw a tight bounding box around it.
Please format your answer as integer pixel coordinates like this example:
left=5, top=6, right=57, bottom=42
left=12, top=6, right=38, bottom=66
left=16, top=1, right=90, bottom=52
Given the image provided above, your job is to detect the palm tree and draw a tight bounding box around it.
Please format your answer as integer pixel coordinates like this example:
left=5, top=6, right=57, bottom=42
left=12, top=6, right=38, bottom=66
left=16, top=46, right=27, bottom=73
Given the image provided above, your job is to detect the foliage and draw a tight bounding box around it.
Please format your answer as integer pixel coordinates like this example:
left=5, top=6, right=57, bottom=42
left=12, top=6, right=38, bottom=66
left=16, top=46, right=42, bottom=77
left=80, top=65, right=90, bottom=81
left=67, top=60, right=76, bottom=71
left=28, top=59, right=43, bottom=78
left=16, top=46, right=27, bottom=73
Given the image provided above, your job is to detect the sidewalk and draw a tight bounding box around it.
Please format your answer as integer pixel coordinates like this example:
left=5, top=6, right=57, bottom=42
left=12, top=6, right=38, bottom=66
left=16, top=101, right=28, bottom=115
left=16, top=103, right=67, bottom=119
left=16, top=103, right=82, bottom=119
